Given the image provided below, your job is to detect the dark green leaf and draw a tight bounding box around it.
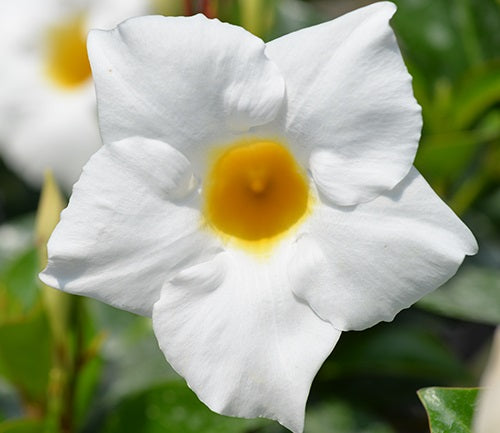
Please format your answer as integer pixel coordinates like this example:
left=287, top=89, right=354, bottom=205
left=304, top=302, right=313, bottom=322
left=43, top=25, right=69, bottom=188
left=418, top=387, right=479, bottom=433
left=418, top=266, right=500, bottom=324
left=320, top=321, right=471, bottom=383
left=101, top=381, right=266, bottom=433
left=258, top=399, right=395, bottom=433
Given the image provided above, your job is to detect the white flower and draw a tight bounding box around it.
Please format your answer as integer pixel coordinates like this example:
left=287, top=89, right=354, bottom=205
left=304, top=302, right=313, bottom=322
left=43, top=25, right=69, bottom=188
left=39, top=3, right=478, bottom=432
left=0, top=0, right=151, bottom=191
left=474, top=327, right=500, bottom=433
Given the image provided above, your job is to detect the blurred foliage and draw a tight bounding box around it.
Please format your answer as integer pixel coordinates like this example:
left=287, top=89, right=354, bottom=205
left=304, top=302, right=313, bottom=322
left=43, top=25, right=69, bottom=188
left=418, top=266, right=500, bottom=324
left=417, top=387, right=479, bottom=433
left=101, top=381, right=266, bottom=433
left=0, top=0, right=499, bottom=433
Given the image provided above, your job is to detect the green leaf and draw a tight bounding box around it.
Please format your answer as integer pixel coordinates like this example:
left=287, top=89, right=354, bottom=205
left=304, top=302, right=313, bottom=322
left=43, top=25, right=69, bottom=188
left=418, top=387, right=479, bottom=433
left=101, top=381, right=266, bottom=433
left=319, top=321, right=471, bottom=383
left=418, top=266, right=500, bottom=324
left=415, top=132, right=480, bottom=183
left=0, top=419, right=43, bottom=433
left=451, top=62, right=500, bottom=129
left=88, top=301, right=178, bottom=404
left=74, top=355, right=102, bottom=430
left=0, top=308, right=52, bottom=404
left=0, top=248, right=40, bottom=319
left=258, top=399, right=396, bottom=433
left=304, top=400, right=395, bottom=433
left=391, top=0, right=471, bottom=87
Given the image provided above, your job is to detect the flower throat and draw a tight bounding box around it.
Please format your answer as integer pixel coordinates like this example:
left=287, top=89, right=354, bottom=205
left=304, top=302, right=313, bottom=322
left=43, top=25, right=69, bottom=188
left=204, top=140, right=310, bottom=245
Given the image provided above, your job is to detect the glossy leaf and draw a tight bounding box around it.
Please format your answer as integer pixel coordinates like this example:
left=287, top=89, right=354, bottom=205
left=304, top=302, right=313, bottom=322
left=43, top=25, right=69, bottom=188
left=418, top=266, right=500, bottom=324
left=101, top=381, right=266, bottom=433
left=418, top=387, right=479, bottom=433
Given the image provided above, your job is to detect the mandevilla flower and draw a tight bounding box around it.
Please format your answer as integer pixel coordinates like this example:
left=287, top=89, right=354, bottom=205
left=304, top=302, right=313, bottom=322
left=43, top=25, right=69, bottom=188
left=40, top=3, right=478, bottom=432
left=0, top=0, right=151, bottom=190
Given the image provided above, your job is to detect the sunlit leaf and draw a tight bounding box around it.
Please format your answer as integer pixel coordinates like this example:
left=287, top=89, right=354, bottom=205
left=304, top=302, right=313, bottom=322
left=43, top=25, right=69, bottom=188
left=451, top=62, right=500, bottom=129
left=418, top=387, right=479, bottom=433
left=415, top=132, right=479, bottom=183
left=35, top=172, right=71, bottom=346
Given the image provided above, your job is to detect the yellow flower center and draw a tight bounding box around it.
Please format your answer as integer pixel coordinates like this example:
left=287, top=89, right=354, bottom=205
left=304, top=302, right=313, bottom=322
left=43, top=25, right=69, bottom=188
left=204, top=140, right=310, bottom=249
left=45, top=15, right=91, bottom=88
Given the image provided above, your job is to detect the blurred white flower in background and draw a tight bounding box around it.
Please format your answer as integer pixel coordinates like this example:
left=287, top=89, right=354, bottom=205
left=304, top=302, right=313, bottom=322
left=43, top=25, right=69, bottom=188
left=0, top=0, right=152, bottom=191
left=40, top=2, right=478, bottom=432
left=474, top=327, right=500, bottom=433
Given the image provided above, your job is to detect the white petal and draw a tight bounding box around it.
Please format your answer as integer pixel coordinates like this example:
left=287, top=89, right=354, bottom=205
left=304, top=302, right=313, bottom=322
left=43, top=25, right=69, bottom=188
left=474, top=327, right=500, bottom=433
left=0, top=84, right=100, bottom=190
left=88, top=15, right=284, bottom=168
left=40, top=137, right=220, bottom=316
left=289, top=168, right=478, bottom=331
left=153, top=249, right=340, bottom=433
left=264, top=2, right=421, bottom=205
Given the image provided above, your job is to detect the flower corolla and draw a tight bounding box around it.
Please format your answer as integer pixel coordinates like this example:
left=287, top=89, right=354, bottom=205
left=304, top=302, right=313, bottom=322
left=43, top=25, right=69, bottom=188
left=40, top=3, right=478, bottom=432
left=0, top=0, right=151, bottom=190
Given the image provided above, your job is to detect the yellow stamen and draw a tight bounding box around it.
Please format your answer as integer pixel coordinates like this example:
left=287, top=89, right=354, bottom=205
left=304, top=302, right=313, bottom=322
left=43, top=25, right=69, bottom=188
left=45, top=15, right=91, bottom=88
left=204, top=140, right=310, bottom=250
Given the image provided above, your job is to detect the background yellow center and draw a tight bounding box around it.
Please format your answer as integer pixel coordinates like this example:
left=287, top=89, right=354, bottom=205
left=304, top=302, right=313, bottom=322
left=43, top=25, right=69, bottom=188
left=204, top=140, right=309, bottom=242
left=45, top=16, right=91, bottom=88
